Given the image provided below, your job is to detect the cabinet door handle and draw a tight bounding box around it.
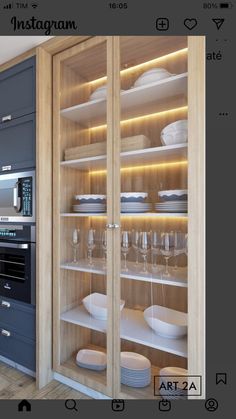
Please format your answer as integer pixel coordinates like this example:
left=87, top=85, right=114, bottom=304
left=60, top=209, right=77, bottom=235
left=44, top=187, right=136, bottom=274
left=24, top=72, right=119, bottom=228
left=1, top=301, right=11, bottom=308
left=2, top=115, right=12, bottom=122
left=106, top=224, right=120, bottom=229
left=1, top=329, right=11, bottom=337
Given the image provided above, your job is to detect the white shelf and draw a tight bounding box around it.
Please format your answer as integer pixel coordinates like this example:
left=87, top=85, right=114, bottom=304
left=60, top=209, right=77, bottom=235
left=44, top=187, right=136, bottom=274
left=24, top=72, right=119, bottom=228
left=60, top=73, right=188, bottom=127
left=61, top=143, right=188, bottom=172
left=60, top=212, right=187, bottom=218
left=61, top=305, right=187, bottom=358
left=61, top=258, right=187, bottom=288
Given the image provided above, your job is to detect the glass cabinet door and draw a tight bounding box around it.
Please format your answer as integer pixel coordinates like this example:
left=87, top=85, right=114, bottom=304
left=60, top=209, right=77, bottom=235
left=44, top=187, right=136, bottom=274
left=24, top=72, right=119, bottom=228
left=117, top=36, right=188, bottom=399
left=53, top=37, right=114, bottom=397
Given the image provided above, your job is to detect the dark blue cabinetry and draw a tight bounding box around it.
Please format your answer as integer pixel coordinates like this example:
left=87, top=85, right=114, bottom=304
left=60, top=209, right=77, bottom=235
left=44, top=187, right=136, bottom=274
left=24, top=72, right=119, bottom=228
left=0, top=57, right=35, bottom=123
left=0, top=297, right=36, bottom=371
left=0, top=56, right=36, bottom=174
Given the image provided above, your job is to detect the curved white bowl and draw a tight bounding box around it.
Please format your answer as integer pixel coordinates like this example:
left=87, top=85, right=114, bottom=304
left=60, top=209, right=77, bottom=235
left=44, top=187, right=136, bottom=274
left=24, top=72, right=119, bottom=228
left=144, top=305, right=187, bottom=339
left=162, top=120, right=188, bottom=133
left=83, top=293, right=125, bottom=320
left=121, top=352, right=151, bottom=370
left=158, top=189, right=187, bottom=198
left=76, top=349, right=107, bottom=370
left=161, top=131, right=188, bottom=146
left=134, top=68, right=172, bottom=87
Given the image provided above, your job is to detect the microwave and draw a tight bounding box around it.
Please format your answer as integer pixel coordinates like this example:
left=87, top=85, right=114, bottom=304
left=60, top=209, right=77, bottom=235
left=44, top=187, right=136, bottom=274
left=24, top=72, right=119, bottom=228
left=0, top=170, right=35, bottom=223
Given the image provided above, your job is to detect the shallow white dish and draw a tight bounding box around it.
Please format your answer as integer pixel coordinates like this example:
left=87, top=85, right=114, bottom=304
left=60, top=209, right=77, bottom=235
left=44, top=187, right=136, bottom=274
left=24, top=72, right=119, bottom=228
left=158, top=189, right=188, bottom=202
left=89, top=85, right=124, bottom=101
left=83, top=293, right=125, bottom=320
left=121, top=352, right=151, bottom=370
left=134, top=68, right=173, bottom=87
left=161, top=120, right=188, bottom=146
left=120, top=192, right=148, bottom=202
left=162, top=120, right=188, bottom=133
left=76, top=349, right=107, bottom=371
left=75, top=194, right=106, bottom=203
left=159, top=366, right=188, bottom=389
left=144, top=305, right=187, bottom=338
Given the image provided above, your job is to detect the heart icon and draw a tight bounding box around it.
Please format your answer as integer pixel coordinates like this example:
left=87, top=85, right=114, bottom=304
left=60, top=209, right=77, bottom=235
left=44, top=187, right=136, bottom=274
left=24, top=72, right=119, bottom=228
left=184, top=18, right=198, bottom=30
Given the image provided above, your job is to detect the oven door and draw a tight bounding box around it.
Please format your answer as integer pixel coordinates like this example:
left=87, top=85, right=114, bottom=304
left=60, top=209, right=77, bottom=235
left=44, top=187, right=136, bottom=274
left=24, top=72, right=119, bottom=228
left=0, top=170, right=35, bottom=223
left=0, top=242, right=35, bottom=304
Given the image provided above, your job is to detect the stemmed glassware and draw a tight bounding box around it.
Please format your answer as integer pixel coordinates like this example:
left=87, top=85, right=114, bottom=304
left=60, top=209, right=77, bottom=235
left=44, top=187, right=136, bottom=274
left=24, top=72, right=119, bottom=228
left=131, top=229, right=140, bottom=267
left=138, top=231, right=151, bottom=274
left=87, top=229, right=96, bottom=266
left=150, top=231, right=162, bottom=272
left=173, top=231, right=186, bottom=270
left=160, top=231, right=175, bottom=277
left=70, top=228, right=80, bottom=264
left=121, top=231, right=131, bottom=272
left=102, top=229, right=107, bottom=268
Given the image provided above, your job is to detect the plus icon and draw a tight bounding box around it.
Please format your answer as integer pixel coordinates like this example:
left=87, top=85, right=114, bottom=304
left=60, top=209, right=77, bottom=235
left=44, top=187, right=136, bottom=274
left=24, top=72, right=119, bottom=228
left=156, top=18, right=169, bottom=31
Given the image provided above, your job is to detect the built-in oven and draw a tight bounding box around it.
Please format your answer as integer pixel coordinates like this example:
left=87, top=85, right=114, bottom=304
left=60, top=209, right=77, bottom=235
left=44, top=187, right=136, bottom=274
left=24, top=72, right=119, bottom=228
left=0, top=225, right=35, bottom=305
left=0, top=170, right=35, bottom=223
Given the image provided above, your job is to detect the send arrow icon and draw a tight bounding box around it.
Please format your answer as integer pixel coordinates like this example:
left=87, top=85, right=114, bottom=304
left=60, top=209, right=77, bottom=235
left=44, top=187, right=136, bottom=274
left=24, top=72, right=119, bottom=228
left=212, top=18, right=225, bottom=30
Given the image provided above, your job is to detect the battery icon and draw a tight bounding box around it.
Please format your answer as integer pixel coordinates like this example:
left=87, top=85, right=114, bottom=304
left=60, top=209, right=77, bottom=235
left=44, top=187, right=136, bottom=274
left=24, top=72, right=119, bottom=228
left=220, top=2, right=229, bottom=7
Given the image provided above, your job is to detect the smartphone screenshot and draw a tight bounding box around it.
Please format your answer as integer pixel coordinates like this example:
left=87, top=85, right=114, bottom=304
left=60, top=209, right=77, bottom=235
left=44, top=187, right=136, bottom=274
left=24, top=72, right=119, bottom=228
left=0, top=0, right=234, bottom=417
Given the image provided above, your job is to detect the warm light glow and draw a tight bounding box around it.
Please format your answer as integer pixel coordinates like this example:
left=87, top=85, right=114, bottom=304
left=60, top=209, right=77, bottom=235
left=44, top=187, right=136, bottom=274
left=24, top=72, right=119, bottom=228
left=89, top=48, right=188, bottom=86
left=89, top=160, right=188, bottom=176
left=89, top=106, right=188, bottom=132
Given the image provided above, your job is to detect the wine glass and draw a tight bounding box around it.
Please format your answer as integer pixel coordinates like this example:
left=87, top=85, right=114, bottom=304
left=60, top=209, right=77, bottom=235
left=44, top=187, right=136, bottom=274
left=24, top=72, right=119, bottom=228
left=121, top=231, right=131, bottom=272
left=173, top=231, right=186, bottom=270
left=87, top=229, right=96, bottom=266
left=150, top=231, right=162, bottom=272
left=160, top=231, right=175, bottom=277
left=102, top=229, right=107, bottom=268
left=69, top=228, right=80, bottom=264
left=138, top=231, right=150, bottom=274
left=131, top=229, right=140, bottom=267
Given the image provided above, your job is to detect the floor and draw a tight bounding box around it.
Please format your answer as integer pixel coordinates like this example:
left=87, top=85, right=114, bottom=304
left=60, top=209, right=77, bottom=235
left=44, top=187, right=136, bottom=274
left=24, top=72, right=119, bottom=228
left=0, top=361, right=91, bottom=399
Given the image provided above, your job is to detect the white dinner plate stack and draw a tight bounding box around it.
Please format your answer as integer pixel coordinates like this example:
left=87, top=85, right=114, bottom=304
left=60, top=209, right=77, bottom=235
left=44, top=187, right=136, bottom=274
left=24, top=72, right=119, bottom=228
left=73, top=194, right=106, bottom=213
left=120, top=352, right=151, bottom=388
left=155, top=201, right=188, bottom=213
left=155, top=190, right=188, bottom=213
left=76, top=349, right=107, bottom=371
left=159, top=367, right=188, bottom=399
left=120, top=192, right=151, bottom=213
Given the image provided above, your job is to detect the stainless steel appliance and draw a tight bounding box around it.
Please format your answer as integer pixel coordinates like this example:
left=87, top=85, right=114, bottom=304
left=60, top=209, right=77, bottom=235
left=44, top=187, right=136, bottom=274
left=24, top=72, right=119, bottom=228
left=0, top=170, right=35, bottom=223
left=0, top=225, right=35, bottom=304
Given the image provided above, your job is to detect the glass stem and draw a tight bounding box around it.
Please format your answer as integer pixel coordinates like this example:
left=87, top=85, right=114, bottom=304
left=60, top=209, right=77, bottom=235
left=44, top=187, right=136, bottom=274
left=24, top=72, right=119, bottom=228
left=124, top=253, right=127, bottom=270
left=164, top=257, right=169, bottom=275
left=173, top=254, right=178, bottom=271
left=135, top=250, right=139, bottom=266
left=73, top=247, right=77, bottom=263
left=143, top=255, right=147, bottom=273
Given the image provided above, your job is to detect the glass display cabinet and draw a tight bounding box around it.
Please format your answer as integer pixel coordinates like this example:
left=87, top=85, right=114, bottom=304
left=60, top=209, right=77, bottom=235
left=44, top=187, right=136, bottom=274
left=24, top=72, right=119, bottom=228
left=53, top=36, right=205, bottom=399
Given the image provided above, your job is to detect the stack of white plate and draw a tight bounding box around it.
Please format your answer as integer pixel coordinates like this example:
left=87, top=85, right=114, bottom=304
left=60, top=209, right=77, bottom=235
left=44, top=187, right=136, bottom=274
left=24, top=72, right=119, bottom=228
left=155, top=189, right=188, bottom=213
left=76, top=349, right=107, bottom=371
left=159, top=367, right=188, bottom=399
left=155, top=201, right=187, bottom=213
left=121, top=202, right=152, bottom=213
left=73, top=194, right=106, bottom=213
left=121, top=352, right=151, bottom=388
left=73, top=203, right=106, bottom=213
left=120, top=192, right=151, bottom=213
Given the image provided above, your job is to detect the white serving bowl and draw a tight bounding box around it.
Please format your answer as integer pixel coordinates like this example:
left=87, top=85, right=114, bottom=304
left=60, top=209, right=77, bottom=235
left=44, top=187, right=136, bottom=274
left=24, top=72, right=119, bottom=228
left=75, top=194, right=106, bottom=203
left=134, top=68, right=173, bottom=87
left=158, top=189, right=188, bottom=202
left=161, top=120, right=188, bottom=145
left=144, top=305, right=187, bottom=338
left=89, top=85, right=124, bottom=101
left=89, top=85, right=107, bottom=101
left=159, top=366, right=188, bottom=389
left=76, top=349, right=107, bottom=371
left=120, top=192, right=148, bottom=202
left=83, top=293, right=125, bottom=320
left=121, top=352, right=151, bottom=370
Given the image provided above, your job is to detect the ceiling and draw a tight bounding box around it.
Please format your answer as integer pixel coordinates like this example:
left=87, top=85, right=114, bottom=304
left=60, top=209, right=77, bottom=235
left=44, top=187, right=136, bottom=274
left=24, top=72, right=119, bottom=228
left=0, top=36, right=54, bottom=65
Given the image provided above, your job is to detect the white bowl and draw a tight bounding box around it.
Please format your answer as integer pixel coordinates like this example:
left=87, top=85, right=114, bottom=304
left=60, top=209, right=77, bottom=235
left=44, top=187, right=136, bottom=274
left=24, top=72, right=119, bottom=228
left=134, top=68, right=172, bottom=87
left=161, top=131, right=187, bottom=146
left=162, top=120, right=188, bottom=133
left=89, top=85, right=107, bottom=101
left=82, top=293, right=125, bottom=320
left=76, top=349, right=107, bottom=371
left=144, top=305, right=187, bottom=338
left=159, top=366, right=188, bottom=389
left=90, top=85, right=125, bottom=101
left=120, top=192, right=148, bottom=202
left=75, top=194, right=106, bottom=203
